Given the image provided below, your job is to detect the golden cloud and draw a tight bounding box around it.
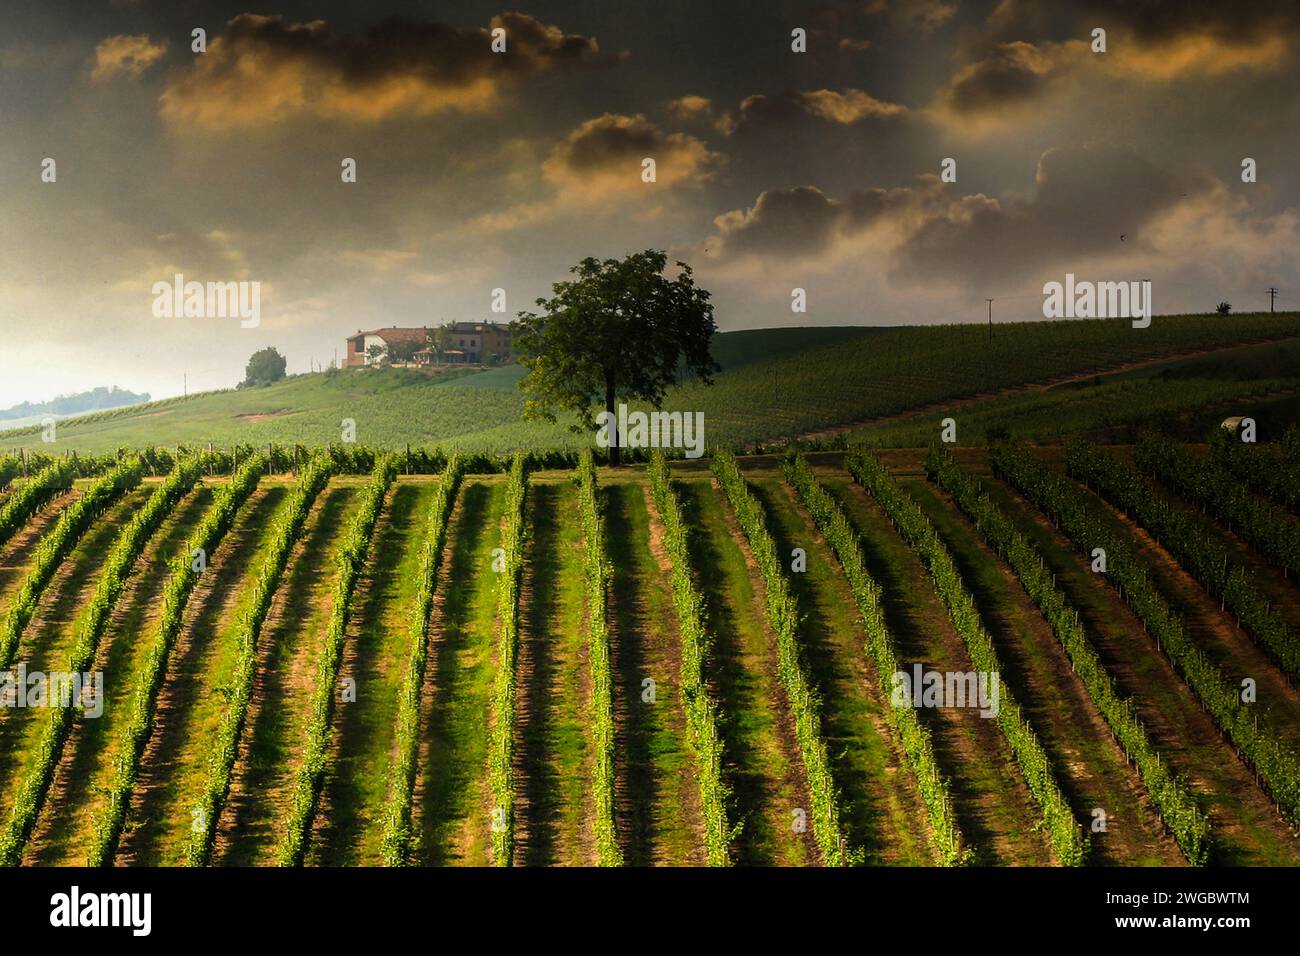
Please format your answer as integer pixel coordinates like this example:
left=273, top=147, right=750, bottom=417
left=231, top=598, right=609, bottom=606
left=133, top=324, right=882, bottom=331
left=542, top=113, right=722, bottom=197
left=158, top=13, right=617, bottom=130
left=91, top=34, right=168, bottom=83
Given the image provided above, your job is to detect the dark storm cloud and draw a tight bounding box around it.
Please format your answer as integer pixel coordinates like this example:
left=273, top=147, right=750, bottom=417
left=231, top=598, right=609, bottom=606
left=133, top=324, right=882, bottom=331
left=702, top=142, right=1218, bottom=288
left=705, top=178, right=943, bottom=261
left=543, top=113, right=720, bottom=191
left=891, top=142, right=1214, bottom=287
left=940, top=0, right=1300, bottom=123
left=935, top=40, right=1074, bottom=117
left=811, top=0, right=958, bottom=33
left=724, top=88, right=908, bottom=134
left=991, top=0, right=1300, bottom=43
left=159, top=12, right=620, bottom=128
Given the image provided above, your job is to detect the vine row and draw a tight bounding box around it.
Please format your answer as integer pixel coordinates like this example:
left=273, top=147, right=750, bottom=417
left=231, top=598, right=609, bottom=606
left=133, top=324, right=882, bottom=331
left=277, top=456, right=399, bottom=865
left=0, top=457, right=144, bottom=671
left=89, top=454, right=266, bottom=865
left=185, top=455, right=332, bottom=865
left=1067, top=441, right=1300, bottom=681
left=379, top=456, right=464, bottom=865
left=991, top=443, right=1300, bottom=827
left=0, top=455, right=204, bottom=865
left=711, top=451, right=855, bottom=866
left=846, top=449, right=1088, bottom=866
left=925, top=447, right=1210, bottom=863
left=782, top=453, right=968, bottom=865
left=0, top=460, right=76, bottom=551
left=646, top=451, right=734, bottom=865
left=488, top=452, right=528, bottom=866
left=576, top=450, right=623, bottom=866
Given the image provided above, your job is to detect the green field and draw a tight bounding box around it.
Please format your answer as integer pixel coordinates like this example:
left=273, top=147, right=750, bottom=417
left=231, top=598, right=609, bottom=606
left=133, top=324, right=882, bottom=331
left=0, top=314, right=1298, bottom=868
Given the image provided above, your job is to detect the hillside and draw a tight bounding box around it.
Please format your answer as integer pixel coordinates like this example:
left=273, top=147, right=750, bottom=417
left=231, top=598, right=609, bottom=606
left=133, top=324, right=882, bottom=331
left=2, top=315, right=1296, bottom=455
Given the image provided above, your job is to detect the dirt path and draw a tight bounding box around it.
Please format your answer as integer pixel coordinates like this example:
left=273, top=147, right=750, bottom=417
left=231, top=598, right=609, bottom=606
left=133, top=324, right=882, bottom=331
left=751, top=476, right=937, bottom=865
left=414, top=480, right=504, bottom=866
left=308, top=481, right=434, bottom=865
left=27, top=486, right=213, bottom=865
left=603, top=479, right=705, bottom=866
left=118, top=486, right=290, bottom=866
left=513, top=480, right=594, bottom=866
left=0, top=491, right=79, bottom=613
left=215, top=484, right=362, bottom=865
left=975, top=468, right=1300, bottom=864
left=902, top=474, right=1184, bottom=866
left=826, top=478, right=1056, bottom=865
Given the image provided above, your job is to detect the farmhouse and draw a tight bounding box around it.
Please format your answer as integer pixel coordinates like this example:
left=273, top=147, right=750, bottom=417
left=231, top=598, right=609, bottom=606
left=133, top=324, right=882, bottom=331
left=344, top=322, right=513, bottom=367
left=344, top=327, right=432, bottom=367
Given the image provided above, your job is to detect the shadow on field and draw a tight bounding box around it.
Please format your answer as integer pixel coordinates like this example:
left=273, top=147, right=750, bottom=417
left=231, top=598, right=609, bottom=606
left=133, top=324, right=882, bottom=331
left=602, top=483, right=657, bottom=866
left=418, top=481, right=492, bottom=865
left=517, top=483, right=562, bottom=866
left=675, top=481, right=773, bottom=865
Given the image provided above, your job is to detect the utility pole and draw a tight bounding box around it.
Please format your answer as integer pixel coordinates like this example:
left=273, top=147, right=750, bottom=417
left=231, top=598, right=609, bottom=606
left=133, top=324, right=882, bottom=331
left=183, top=372, right=187, bottom=398
left=986, top=298, right=994, bottom=341
left=1267, top=287, right=1278, bottom=313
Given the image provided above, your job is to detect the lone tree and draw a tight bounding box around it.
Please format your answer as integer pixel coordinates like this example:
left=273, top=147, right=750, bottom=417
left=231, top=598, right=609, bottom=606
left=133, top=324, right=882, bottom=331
left=514, top=250, right=719, bottom=465
left=242, top=347, right=287, bottom=388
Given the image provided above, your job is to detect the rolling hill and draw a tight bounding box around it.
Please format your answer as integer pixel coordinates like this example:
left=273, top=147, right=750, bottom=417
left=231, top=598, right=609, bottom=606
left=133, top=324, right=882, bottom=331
left=1, top=315, right=1296, bottom=455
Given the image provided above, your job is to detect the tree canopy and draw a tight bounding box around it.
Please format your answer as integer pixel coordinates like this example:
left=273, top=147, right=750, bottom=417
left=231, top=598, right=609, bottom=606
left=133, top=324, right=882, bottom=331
left=242, top=347, right=287, bottom=388
left=513, top=250, right=719, bottom=463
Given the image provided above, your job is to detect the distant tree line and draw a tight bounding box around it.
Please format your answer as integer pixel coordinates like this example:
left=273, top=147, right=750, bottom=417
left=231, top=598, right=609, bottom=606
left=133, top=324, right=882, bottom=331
left=0, top=386, right=150, bottom=421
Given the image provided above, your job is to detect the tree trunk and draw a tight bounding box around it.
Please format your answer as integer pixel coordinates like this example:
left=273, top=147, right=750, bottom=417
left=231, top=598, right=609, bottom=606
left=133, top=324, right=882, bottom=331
left=605, top=373, right=620, bottom=467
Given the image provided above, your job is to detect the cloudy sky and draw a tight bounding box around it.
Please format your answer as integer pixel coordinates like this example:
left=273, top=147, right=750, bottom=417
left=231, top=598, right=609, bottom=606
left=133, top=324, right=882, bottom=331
left=1, top=0, right=1297, bottom=407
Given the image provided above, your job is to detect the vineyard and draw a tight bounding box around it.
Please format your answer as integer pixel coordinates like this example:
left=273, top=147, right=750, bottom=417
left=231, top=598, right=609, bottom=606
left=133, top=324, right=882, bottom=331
left=2, top=430, right=1299, bottom=867
left=4, top=315, right=1299, bottom=457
